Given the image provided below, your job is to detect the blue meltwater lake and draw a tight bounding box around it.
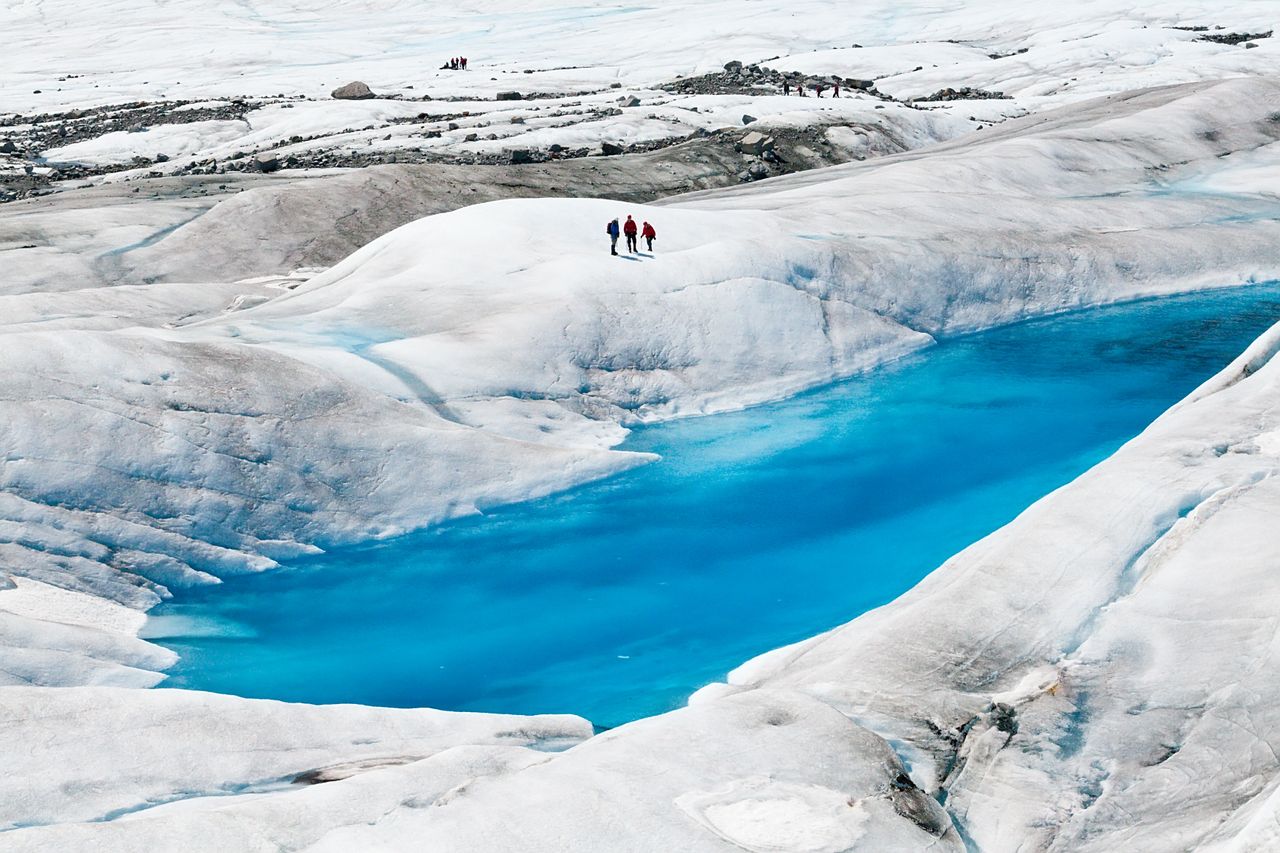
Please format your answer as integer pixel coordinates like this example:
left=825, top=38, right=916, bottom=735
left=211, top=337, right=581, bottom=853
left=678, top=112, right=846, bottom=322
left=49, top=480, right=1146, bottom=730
left=149, top=285, right=1280, bottom=728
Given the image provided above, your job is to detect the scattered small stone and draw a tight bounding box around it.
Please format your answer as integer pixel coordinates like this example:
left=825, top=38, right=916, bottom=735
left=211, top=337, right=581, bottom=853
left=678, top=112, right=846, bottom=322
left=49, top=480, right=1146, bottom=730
left=620, top=95, right=641, bottom=108
left=742, top=114, right=758, bottom=125
left=509, top=149, right=533, bottom=164
left=0, top=140, right=17, bottom=154
left=495, top=91, right=523, bottom=101
left=464, top=132, right=479, bottom=142
left=600, top=141, right=625, bottom=155
left=609, top=82, right=622, bottom=89
left=154, top=153, right=169, bottom=162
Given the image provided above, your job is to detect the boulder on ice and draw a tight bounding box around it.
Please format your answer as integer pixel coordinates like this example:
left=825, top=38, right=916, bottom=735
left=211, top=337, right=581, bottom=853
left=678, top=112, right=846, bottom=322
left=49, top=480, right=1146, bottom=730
left=736, top=132, right=775, bottom=155
left=331, top=81, right=374, bottom=100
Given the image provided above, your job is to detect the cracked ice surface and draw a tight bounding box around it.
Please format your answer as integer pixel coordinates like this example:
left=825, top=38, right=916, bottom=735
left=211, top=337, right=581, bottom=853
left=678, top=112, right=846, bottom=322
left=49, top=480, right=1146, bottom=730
left=708, top=323, right=1280, bottom=852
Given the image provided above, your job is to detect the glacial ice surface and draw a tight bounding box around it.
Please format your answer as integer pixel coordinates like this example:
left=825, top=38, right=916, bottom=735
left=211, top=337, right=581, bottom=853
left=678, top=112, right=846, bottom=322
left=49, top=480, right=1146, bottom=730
left=6, top=1, right=1280, bottom=848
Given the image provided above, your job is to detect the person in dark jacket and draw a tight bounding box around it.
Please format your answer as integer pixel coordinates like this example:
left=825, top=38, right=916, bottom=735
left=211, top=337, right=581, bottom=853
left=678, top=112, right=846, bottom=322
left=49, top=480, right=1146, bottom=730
left=623, top=215, right=639, bottom=252
left=606, top=218, right=621, bottom=255
left=641, top=220, right=656, bottom=251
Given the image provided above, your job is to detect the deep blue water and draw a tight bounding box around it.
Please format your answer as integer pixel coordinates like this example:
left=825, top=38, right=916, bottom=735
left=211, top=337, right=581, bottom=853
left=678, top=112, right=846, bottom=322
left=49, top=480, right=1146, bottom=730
left=149, top=285, right=1280, bottom=728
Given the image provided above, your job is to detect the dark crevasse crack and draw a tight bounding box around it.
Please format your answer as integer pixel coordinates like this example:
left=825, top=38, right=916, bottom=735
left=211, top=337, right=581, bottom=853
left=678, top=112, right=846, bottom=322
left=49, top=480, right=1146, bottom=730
left=889, top=771, right=954, bottom=838
left=839, top=711, right=970, bottom=843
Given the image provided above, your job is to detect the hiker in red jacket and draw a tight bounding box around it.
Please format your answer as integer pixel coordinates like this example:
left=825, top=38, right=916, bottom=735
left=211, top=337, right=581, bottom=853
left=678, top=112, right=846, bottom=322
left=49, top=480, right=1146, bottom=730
left=641, top=221, right=656, bottom=252
left=623, top=215, right=639, bottom=253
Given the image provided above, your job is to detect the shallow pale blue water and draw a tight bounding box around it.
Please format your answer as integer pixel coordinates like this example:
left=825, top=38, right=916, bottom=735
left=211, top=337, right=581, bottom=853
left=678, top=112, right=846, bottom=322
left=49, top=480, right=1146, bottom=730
left=150, top=285, right=1280, bottom=728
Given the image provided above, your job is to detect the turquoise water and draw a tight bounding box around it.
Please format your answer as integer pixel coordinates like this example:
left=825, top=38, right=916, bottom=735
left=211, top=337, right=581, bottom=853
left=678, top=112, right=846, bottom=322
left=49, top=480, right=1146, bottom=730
left=150, top=285, right=1280, bottom=728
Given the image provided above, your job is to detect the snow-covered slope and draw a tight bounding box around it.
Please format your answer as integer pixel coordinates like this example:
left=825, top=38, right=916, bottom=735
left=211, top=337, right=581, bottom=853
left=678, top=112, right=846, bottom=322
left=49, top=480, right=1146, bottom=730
left=0, top=687, right=591, bottom=832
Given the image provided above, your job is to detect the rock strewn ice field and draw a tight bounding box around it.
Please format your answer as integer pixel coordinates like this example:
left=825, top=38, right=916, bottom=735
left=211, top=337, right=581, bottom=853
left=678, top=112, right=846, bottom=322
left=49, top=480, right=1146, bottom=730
left=3, top=1, right=1280, bottom=850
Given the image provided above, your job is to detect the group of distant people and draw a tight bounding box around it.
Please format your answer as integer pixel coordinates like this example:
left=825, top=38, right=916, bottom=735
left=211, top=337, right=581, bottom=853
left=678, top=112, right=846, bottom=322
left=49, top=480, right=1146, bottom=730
left=782, top=79, right=840, bottom=98
left=606, top=215, right=656, bottom=255
left=442, top=56, right=469, bottom=70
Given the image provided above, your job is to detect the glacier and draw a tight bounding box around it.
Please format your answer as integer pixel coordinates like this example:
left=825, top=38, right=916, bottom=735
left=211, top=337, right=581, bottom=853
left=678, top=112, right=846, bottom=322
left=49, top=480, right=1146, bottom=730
left=3, top=0, right=1280, bottom=849
left=6, top=75, right=1280, bottom=691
